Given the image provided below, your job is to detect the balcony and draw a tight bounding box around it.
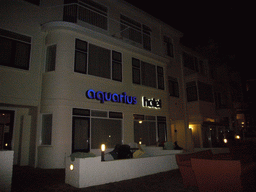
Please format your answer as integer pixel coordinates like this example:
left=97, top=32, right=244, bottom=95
left=42, top=1, right=152, bottom=51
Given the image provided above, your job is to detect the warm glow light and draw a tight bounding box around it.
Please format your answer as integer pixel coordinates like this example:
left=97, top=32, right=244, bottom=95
left=241, top=122, right=245, bottom=125
left=139, top=141, right=142, bottom=145
left=70, top=164, right=74, bottom=171
left=235, top=135, right=240, bottom=139
left=189, top=124, right=195, bottom=130
left=5, top=143, right=8, bottom=147
left=139, top=121, right=143, bottom=124
left=101, top=144, right=106, bottom=152
left=224, top=139, right=228, bottom=144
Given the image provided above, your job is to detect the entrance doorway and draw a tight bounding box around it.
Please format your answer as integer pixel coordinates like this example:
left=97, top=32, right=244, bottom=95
left=72, top=117, right=90, bottom=153
left=0, top=110, right=15, bottom=150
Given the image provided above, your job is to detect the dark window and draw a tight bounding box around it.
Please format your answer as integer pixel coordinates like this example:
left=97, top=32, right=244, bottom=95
left=132, top=58, right=141, bottom=84
left=91, top=118, right=122, bottom=149
left=0, top=29, right=31, bottom=70
left=75, top=39, right=122, bottom=81
left=75, top=39, right=88, bottom=73
left=24, top=0, right=40, bottom=6
left=120, top=15, right=151, bottom=51
left=198, top=81, right=214, bottom=102
left=73, top=108, right=90, bottom=116
left=141, top=61, right=156, bottom=88
left=142, top=25, right=151, bottom=51
left=88, top=44, right=110, bottom=79
left=45, top=45, right=56, bottom=72
left=112, top=51, right=122, bottom=82
left=133, top=114, right=144, bottom=120
left=168, top=76, right=179, bottom=97
left=72, top=116, right=90, bottom=152
left=157, top=116, right=167, bottom=144
left=41, top=114, right=52, bottom=145
left=109, top=111, right=123, bottom=119
left=186, top=81, right=198, bottom=102
left=132, top=58, right=164, bottom=90
left=199, top=60, right=205, bottom=75
left=183, top=52, right=198, bottom=71
left=120, top=15, right=142, bottom=44
left=157, top=66, right=164, bottom=90
left=163, top=36, right=173, bottom=57
left=134, top=115, right=166, bottom=146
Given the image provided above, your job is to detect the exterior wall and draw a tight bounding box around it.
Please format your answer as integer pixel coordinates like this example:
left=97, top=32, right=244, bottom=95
left=1, top=0, right=236, bottom=169
left=0, top=1, right=43, bottom=107
left=38, top=24, right=172, bottom=168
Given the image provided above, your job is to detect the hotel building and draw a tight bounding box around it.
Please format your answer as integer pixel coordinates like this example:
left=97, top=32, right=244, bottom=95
left=0, top=0, right=243, bottom=169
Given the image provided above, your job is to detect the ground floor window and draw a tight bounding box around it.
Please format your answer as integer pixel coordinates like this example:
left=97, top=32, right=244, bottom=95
left=133, top=114, right=166, bottom=146
left=72, top=108, right=122, bottom=153
left=0, top=110, right=14, bottom=150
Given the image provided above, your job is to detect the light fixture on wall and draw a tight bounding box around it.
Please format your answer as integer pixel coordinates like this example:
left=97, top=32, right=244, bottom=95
left=223, top=139, right=228, bottom=144
left=235, top=135, right=240, bottom=140
left=101, top=144, right=106, bottom=161
left=70, top=164, right=74, bottom=171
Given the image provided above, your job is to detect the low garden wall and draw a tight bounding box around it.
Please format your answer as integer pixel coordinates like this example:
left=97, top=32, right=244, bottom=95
left=65, top=148, right=182, bottom=188
left=0, top=150, right=14, bottom=192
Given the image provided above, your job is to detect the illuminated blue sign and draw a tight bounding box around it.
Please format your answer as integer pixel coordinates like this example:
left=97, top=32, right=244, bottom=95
left=86, top=89, right=137, bottom=105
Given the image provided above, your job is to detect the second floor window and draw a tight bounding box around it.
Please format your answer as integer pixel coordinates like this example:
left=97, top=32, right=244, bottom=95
left=132, top=58, right=164, bottom=90
left=120, top=15, right=151, bottom=51
left=0, top=28, right=31, bottom=70
left=75, top=39, right=122, bottom=82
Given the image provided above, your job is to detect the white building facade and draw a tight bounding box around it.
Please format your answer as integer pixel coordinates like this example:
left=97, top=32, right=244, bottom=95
left=0, top=0, right=219, bottom=169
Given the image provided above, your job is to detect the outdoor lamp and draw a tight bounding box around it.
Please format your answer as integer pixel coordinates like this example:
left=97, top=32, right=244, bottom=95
left=101, top=144, right=106, bottom=161
left=70, top=164, right=74, bottom=171
left=224, top=139, right=228, bottom=144
left=235, top=135, right=240, bottom=140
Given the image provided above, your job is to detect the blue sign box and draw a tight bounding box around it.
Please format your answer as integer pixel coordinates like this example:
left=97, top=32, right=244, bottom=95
left=86, top=89, right=137, bottom=105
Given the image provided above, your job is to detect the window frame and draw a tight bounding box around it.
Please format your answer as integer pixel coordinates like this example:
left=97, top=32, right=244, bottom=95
left=0, top=29, right=31, bottom=70
left=133, top=114, right=167, bottom=146
left=186, top=81, right=198, bottom=102
left=74, top=39, right=123, bottom=82
left=72, top=108, right=123, bottom=151
left=41, top=114, right=53, bottom=146
left=132, top=57, right=165, bottom=90
left=120, top=14, right=151, bottom=51
left=163, top=36, right=174, bottom=57
left=45, top=44, right=56, bottom=72
left=168, top=76, right=179, bottom=97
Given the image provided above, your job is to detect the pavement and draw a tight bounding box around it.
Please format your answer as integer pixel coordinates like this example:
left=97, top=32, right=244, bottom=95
left=10, top=164, right=256, bottom=192
left=11, top=166, right=199, bottom=192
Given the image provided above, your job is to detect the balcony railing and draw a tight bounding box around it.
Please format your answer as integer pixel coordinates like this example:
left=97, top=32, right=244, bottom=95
left=61, top=1, right=151, bottom=51
left=63, top=2, right=108, bottom=30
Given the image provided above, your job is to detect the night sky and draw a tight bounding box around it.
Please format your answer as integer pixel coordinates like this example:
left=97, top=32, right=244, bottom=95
left=125, top=0, right=255, bottom=81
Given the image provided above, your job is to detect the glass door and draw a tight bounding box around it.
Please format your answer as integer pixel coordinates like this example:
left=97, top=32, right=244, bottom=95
left=0, top=110, right=14, bottom=150
left=157, top=122, right=167, bottom=145
left=72, top=117, right=90, bottom=153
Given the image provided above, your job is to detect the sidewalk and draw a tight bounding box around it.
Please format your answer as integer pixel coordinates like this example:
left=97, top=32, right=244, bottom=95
left=11, top=166, right=199, bottom=192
